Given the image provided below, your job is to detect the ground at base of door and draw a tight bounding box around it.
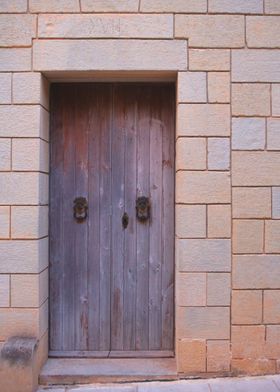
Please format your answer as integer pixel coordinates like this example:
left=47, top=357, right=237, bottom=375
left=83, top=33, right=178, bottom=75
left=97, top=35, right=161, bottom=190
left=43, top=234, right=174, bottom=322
left=38, top=374, right=280, bottom=392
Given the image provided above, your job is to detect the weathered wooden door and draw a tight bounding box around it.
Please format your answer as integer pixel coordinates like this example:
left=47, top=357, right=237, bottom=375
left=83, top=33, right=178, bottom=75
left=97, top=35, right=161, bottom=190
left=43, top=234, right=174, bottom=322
left=49, top=83, right=175, bottom=357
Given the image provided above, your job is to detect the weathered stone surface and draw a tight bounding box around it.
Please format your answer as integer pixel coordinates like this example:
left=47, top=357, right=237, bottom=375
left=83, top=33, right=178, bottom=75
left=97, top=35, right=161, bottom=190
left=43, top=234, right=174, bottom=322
left=177, top=104, right=230, bottom=136
left=11, top=270, right=48, bottom=308
left=177, top=72, right=207, bottom=103
left=176, top=205, right=206, bottom=238
left=0, top=207, right=9, bottom=239
left=208, top=72, right=230, bottom=103
left=175, top=15, right=244, bottom=48
left=231, top=359, right=276, bottom=376
left=209, top=0, right=263, bottom=13
left=33, top=40, right=188, bottom=71
left=232, top=83, right=271, bottom=116
left=0, top=173, right=48, bottom=205
left=177, top=171, right=231, bottom=203
left=0, top=275, right=9, bottom=307
left=232, top=118, right=266, bottom=150
left=177, top=339, right=206, bottom=373
left=272, top=84, right=280, bottom=116
left=0, top=15, right=36, bottom=47
left=0, top=139, right=11, bottom=171
left=0, top=0, right=27, bottom=12
left=208, top=138, right=230, bottom=170
left=11, top=206, right=48, bottom=239
left=233, top=220, right=264, bottom=254
left=247, top=16, right=280, bottom=48
left=177, top=307, right=230, bottom=339
left=272, top=187, right=280, bottom=218
left=207, top=204, right=231, bottom=238
left=12, top=138, right=49, bottom=172
left=30, top=0, right=79, bottom=12
left=265, top=220, right=280, bottom=253
left=233, top=187, right=271, bottom=218
left=207, top=341, right=231, bottom=372
left=189, top=49, right=230, bottom=71
left=232, top=151, right=280, bottom=186
left=0, top=238, right=48, bottom=274
left=207, top=273, right=231, bottom=306
left=177, top=273, right=206, bottom=306
left=0, top=73, right=11, bottom=104
left=264, top=291, right=280, bottom=323
left=140, top=0, right=207, bottom=12
left=233, top=255, right=280, bottom=289
left=0, top=105, right=41, bottom=138
left=268, top=119, right=280, bottom=151
left=265, top=0, right=280, bottom=14
left=232, top=290, right=262, bottom=325
left=13, top=73, right=49, bottom=109
left=176, top=138, right=206, bottom=170
left=178, top=239, right=231, bottom=272
left=232, top=325, right=265, bottom=359
left=0, top=48, right=31, bottom=72
left=232, top=50, right=280, bottom=82
left=39, top=14, right=173, bottom=39
left=82, top=0, right=139, bottom=12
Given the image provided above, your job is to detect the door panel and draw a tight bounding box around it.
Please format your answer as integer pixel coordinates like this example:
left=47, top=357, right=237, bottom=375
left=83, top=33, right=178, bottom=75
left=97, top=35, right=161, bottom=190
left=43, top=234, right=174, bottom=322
left=50, top=83, right=175, bottom=356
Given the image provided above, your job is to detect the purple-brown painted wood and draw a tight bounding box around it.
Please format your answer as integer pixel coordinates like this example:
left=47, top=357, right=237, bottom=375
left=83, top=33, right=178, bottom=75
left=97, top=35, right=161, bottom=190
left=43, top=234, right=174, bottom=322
left=50, top=83, right=175, bottom=356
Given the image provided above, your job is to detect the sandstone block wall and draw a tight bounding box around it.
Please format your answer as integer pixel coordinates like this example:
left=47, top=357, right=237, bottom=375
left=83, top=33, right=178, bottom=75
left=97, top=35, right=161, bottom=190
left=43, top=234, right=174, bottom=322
left=0, top=0, right=279, bottom=378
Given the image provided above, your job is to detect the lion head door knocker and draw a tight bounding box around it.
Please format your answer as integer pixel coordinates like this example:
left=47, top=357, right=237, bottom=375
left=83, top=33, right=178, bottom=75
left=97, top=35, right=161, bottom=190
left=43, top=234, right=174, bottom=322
left=73, top=197, right=88, bottom=223
left=136, top=196, right=150, bottom=223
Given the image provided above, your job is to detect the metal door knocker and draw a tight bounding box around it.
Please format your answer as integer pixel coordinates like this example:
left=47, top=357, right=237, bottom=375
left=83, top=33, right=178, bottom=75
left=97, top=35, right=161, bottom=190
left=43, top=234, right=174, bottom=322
left=136, top=196, right=150, bottom=222
left=73, top=197, right=88, bottom=222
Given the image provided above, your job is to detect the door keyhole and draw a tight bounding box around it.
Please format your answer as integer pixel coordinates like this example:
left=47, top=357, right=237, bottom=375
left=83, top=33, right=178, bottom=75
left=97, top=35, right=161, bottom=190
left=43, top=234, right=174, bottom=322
left=122, top=212, right=129, bottom=229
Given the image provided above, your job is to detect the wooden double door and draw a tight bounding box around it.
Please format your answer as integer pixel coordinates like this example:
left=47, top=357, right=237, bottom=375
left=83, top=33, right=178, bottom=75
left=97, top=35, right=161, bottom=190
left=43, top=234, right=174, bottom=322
left=49, top=83, right=175, bottom=357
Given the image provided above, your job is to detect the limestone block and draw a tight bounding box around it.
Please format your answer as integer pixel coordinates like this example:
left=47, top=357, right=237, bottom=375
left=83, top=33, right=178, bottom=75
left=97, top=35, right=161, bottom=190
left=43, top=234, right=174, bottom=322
left=272, top=187, right=280, bottom=218
left=177, top=104, right=230, bottom=137
left=0, top=49, right=31, bottom=72
left=0, top=139, right=11, bottom=171
left=233, top=220, right=264, bottom=254
left=178, top=239, right=231, bottom=272
left=272, top=84, right=280, bottom=116
left=207, top=273, right=231, bottom=306
left=207, top=138, right=230, bottom=170
left=12, top=139, right=49, bottom=172
left=267, top=119, right=280, bottom=150
left=0, top=15, right=36, bottom=47
left=208, top=72, right=230, bottom=103
left=177, top=171, right=231, bottom=203
left=209, top=0, right=263, bottom=13
left=177, top=339, right=206, bottom=373
left=30, top=0, right=79, bottom=12
left=189, top=49, right=230, bottom=71
left=232, top=187, right=271, bottom=218
left=175, top=15, right=244, bottom=48
left=247, top=16, right=280, bottom=48
left=33, top=40, right=188, bottom=71
left=176, top=204, right=206, bottom=238
left=13, top=73, right=49, bottom=109
left=232, top=50, right=280, bottom=82
left=0, top=0, right=27, bottom=12
left=82, top=0, right=139, bottom=12
left=177, top=273, right=206, bottom=306
left=265, top=220, right=280, bottom=253
left=176, top=138, right=206, bottom=170
left=233, top=255, right=280, bottom=289
left=232, top=151, right=280, bottom=186
left=0, top=238, right=48, bottom=274
left=232, top=83, right=271, bottom=116
left=231, top=359, right=275, bottom=376
left=0, top=207, right=10, bottom=239
left=232, top=325, right=265, bottom=359
left=232, top=290, right=262, bottom=324
left=177, top=72, right=207, bottom=103
left=0, top=105, right=41, bottom=138
left=38, top=14, right=173, bottom=39
left=11, top=206, right=48, bottom=239
left=140, top=0, right=207, bottom=12
left=177, top=307, right=230, bottom=339
left=0, top=275, right=9, bottom=307
left=264, top=290, right=280, bottom=323
left=207, top=341, right=231, bottom=372
left=265, top=0, right=280, bottom=13
left=232, top=118, right=266, bottom=150
left=11, top=270, right=48, bottom=308
left=0, top=73, right=11, bottom=104
left=207, top=204, right=231, bottom=238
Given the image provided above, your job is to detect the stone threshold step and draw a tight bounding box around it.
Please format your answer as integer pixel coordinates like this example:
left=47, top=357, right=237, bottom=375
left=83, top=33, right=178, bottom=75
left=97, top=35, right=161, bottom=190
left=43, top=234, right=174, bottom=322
left=39, top=358, right=178, bottom=385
